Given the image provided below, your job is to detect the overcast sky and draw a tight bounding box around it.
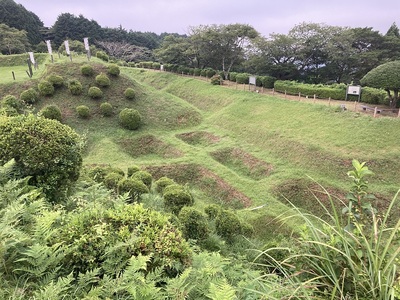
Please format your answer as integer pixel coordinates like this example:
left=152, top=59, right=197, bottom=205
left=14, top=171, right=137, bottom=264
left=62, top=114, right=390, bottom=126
left=15, top=0, right=400, bottom=37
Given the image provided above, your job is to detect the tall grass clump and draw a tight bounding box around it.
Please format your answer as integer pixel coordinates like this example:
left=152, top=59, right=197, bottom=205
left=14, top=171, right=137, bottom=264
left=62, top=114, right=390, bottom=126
left=254, top=160, right=400, bottom=299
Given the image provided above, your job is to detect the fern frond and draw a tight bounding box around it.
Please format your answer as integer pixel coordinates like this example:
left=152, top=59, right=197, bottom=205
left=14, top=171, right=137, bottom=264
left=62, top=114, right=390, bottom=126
left=0, top=159, right=16, bottom=185
left=163, top=267, right=194, bottom=300
left=206, top=279, right=238, bottom=300
left=32, top=273, right=73, bottom=300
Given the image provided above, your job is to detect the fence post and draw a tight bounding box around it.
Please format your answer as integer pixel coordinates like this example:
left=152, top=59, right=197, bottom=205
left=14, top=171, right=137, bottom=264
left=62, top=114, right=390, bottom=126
left=313, top=94, right=316, bottom=103
left=328, top=97, right=331, bottom=106
left=285, top=90, right=287, bottom=99
left=298, top=92, right=301, bottom=101
left=272, top=88, right=275, bottom=95
left=374, top=107, right=378, bottom=118
left=397, top=109, right=400, bottom=118
left=354, top=101, right=357, bottom=111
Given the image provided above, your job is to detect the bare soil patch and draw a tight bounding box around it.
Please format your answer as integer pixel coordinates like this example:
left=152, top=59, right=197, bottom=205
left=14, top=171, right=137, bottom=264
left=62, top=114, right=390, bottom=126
left=144, top=163, right=252, bottom=207
left=176, top=131, right=221, bottom=146
left=118, top=135, right=183, bottom=158
left=210, top=147, right=273, bottom=180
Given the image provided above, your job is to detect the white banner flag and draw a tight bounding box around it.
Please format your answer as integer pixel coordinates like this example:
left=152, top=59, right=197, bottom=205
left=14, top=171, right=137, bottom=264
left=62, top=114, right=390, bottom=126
left=64, top=40, right=70, bottom=55
left=46, top=40, right=52, bottom=55
left=28, top=52, right=35, bottom=64
left=83, top=37, right=89, bottom=51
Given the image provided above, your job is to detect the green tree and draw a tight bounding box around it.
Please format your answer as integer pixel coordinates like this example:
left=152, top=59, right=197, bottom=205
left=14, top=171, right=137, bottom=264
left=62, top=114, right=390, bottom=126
left=360, top=60, right=400, bottom=108
left=0, top=23, right=29, bottom=54
left=154, top=35, right=196, bottom=66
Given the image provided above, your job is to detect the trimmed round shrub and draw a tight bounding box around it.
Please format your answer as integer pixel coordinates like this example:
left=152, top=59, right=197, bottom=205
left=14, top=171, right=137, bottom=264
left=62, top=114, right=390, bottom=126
left=210, top=74, right=222, bottom=85
left=95, top=73, right=111, bottom=87
left=68, top=79, right=83, bottom=95
left=206, top=69, right=216, bottom=78
left=107, top=64, right=120, bottom=76
left=117, top=178, right=149, bottom=201
left=88, top=86, right=103, bottom=99
left=163, top=184, right=194, bottom=214
left=204, top=204, right=222, bottom=220
left=0, top=115, right=82, bottom=201
left=87, top=165, right=110, bottom=183
left=155, top=176, right=176, bottom=194
left=46, top=74, right=64, bottom=88
left=178, top=207, right=209, bottom=241
left=38, top=80, right=55, bottom=96
left=103, top=172, right=124, bottom=191
left=131, top=170, right=153, bottom=189
left=119, top=108, right=141, bottom=130
left=81, top=64, right=95, bottom=76
left=96, top=51, right=109, bottom=62
left=76, top=105, right=90, bottom=119
left=127, top=165, right=141, bottom=177
left=236, top=73, right=249, bottom=84
left=100, top=102, right=113, bottom=116
left=20, top=88, right=39, bottom=104
left=1, top=95, right=23, bottom=111
left=215, top=210, right=243, bottom=242
left=39, top=105, right=62, bottom=122
left=124, top=88, right=136, bottom=100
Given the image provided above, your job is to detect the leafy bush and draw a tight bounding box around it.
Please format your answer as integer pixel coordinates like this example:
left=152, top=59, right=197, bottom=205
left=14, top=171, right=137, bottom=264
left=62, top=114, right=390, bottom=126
left=38, top=80, right=55, bottom=96
left=210, top=74, right=222, bottom=85
left=46, top=74, right=64, bottom=88
left=131, top=170, right=153, bottom=189
left=274, top=80, right=346, bottom=100
left=88, top=86, right=103, bottom=99
left=206, top=69, right=216, bottom=78
left=204, top=204, right=222, bottom=220
left=215, top=209, right=251, bottom=242
left=361, top=86, right=388, bottom=105
left=76, top=105, right=90, bottom=118
left=124, top=88, right=136, bottom=100
left=0, top=114, right=82, bottom=201
left=80, top=64, right=94, bottom=76
left=96, top=51, right=109, bottom=62
left=103, top=172, right=124, bottom=190
left=117, top=177, right=149, bottom=201
left=1, top=95, right=23, bottom=111
left=20, top=88, right=39, bottom=104
left=236, top=73, right=249, bottom=84
left=178, top=207, right=209, bottom=241
left=68, top=79, right=83, bottom=95
left=107, top=64, right=120, bottom=76
left=194, top=68, right=201, bottom=76
left=39, top=104, right=62, bottom=122
left=100, top=102, right=113, bottom=116
left=258, top=75, right=276, bottom=88
left=96, top=73, right=111, bottom=87
left=119, top=108, right=141, bottom=130
left=155, top=176, right=176, bottom=194
left=229, top=72, right=238, bottom=82
left=127, top=165, right=141, bottom=177
left=163, top=184, right=194, bottom=214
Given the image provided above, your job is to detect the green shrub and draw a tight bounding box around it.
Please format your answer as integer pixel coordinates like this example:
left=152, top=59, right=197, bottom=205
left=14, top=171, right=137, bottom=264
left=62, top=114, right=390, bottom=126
left=88, top=86, right=103, bottom=99
left=96, top=73, right=111, bottom=87
left=38, top=80, right=55, bottom=96
left=204, top=204, right=222, bottom=220
left=194, top=68, right=201, bottom=76
left=96, top=51, right=109, bottom=62
left=274, top=80, right=347, bottom=100
left=124, top=88, right=136, bottom=100
left=163, top=184, right=194, bottom=214
left=215, top=209, right=248, bottom=242
left=20, top=88, right=39, bottom=104
left=206, top=69, right=216, bottom=78
left=76, top=105, right=90, bottom=119
left=178, top=207, right=209, bottom=241
left=236, top=73, right=249, bottom=84
left=119, top=108, right=141, bottom=130
left=200, top=69, right=207, bottom=77
left=360, top=87, right=388, bottom=105
left=127, top=165, right=141, bottom=177
left=152, top=62, right=161, bottom=70
left=131, top=170, right=153, bottom=189
left=100, top=102, right=113, bottom=116
left=259, top=75, right=276, bottom=88
left=46, top=74, right=64, bottom=88
left=81, top=64, right=95, bottom=76
left=87, top=165, right=111, bottom=183
left=0, top=114, right=82, bottom=201
left=117, top=178, right=149, bottom=201
left=39, top=105, right=62, bottom=122
left=107, top=64, right=120, bottom=76
left=229, top=72, right=238, bottom=82
left=0, top=106, right=18, bottom=116
left=155, top=176, right=176, bottom=194
left=210, top=74, right=222, bottom=85
left=103, top=172, right=124, bottom=191
left=68, top=79, right=83, bottom=95
left=1, top=95, right=23, bottom=111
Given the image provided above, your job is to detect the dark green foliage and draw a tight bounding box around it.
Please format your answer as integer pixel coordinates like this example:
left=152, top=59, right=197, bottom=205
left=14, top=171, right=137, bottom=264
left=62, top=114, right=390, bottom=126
left=88, top=86, right=103, bottom=99
left=274, top=80, right=346, bottom=100
left=96, top=51, right=109, bottom=62
left=100, top=102, right=113, bottom=116
left=124, top=88, right=136, bottom=100
left=76, top=105, right=90, bottom=118
left=204, top=204, right=222, bottom=220
left=236, top=73, right=249, bottom=84
left=107, top=64, right=120, bottom=76
left=360, top=87, right=388, bottom=105
left=0, top=115, right=82, bottom=201
left=80, top=64, right=95, bottom=76
left=39, top=105, right=62, bottom=122
left=117, top=177, right=149, bottom=201
left=178, top=207, right=209, bottom=241
left=210, top=74, right=222, bottom=85
left=163, top=184, right=194, bottom=214
left=229, top=72, right=238, bottom=82
left=38, top=80, right=55, bottom=96
left=87, top=165, right=111, bottom=183
left=194, top=68, right=201, bottom=76
left=20, top=88, right=39, bottom=104
left=131, top=170, right=153, bottom=189
left=206, top=69, right=216, bottom=78
left=258, top=75, right=276, bottom=88
left=119, top=108, right=141, bottom=130
left=155, top=176, right=176, bottom=194
left=127, top=165, right=141, bottom=177
left=46, top=74, right=64, bottom=88
left=215, top=210, right=251, bottom=242
left=1, top=95, right=23, bottom=111
left=103, top=172, right=124, bottom=190
left=96, top=73, right=111, bottom=87
left=68, top=79, right=83, bottom=95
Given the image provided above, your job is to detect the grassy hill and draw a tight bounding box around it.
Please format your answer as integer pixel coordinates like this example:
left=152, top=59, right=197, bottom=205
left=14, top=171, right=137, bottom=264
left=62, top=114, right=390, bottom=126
left=1, top=56, right=400, bottom=240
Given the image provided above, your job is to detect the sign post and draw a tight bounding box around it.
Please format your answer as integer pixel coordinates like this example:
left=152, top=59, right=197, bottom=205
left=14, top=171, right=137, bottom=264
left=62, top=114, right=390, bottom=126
left=346, top=85, right=361, bottom=101
left=64, top=40, right=72, bottom=61
left=46, top=40, right=53, bottom=63
left=249, top=75, right=256, bottom=91
left=84, top=37, right=91, bottom=61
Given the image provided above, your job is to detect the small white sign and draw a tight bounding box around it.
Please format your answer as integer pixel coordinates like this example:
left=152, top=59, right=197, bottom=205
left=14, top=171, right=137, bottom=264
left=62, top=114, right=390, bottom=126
left=160, top=64, right=164, bottom=71
left=249, top=76, right=256, bottom=85
left=46, top=40, right=52, bottom=55
left=64, top=40, right=70, bottom=55
left=347, top=85, right=361, bottom=95
left=83, top=37, right=89, bottom=51
left=28, top=52, right=35, bottom=64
